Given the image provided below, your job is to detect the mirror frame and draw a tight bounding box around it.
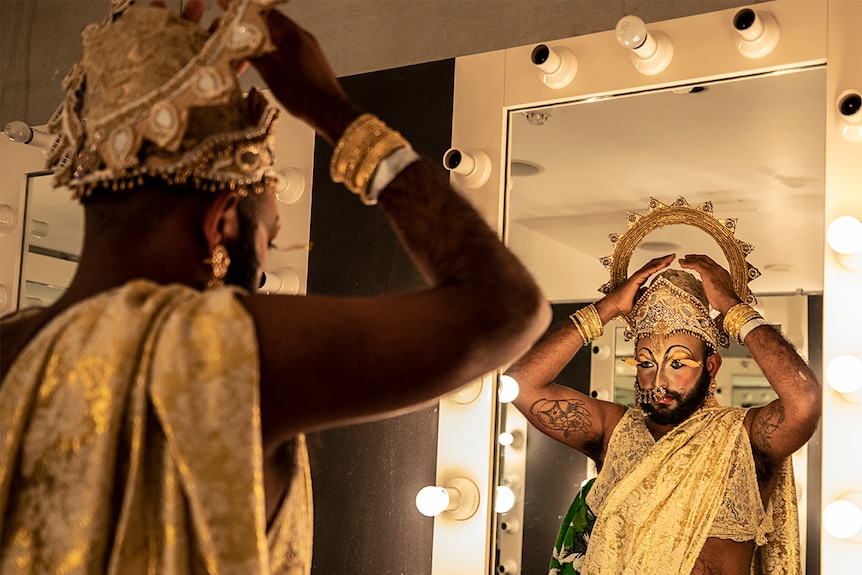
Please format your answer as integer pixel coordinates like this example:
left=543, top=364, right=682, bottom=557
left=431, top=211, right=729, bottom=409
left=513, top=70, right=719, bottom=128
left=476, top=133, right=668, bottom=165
left=438, top=0, right=862, bottom=573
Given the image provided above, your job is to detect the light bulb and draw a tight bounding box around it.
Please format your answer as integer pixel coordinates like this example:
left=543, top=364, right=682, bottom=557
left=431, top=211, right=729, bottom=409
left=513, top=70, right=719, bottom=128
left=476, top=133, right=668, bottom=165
left=827, top=216, right=862, bottom=255
left=415, top=477, right=480, bottom=521
left=824, top=495, right=862, bottom=540
left=498, top=374, right=520, bottom=403
left=415, top=486, right=450, bottom=517
left=275, top=167, right=305, bottom=204
left=826, top=355, right=862, bottom=403
left=614, top=15, right=673, bottom=76
left=498, top=432, right=514, bottom=446
left=495, top=485, right=516, bottom=513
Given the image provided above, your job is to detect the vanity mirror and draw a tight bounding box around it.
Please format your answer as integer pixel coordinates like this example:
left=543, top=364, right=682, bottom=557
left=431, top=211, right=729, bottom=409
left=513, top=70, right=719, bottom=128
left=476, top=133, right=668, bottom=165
left=497, top=66, right=825, bottom=574
left=444, top=1, right=862, bottom=573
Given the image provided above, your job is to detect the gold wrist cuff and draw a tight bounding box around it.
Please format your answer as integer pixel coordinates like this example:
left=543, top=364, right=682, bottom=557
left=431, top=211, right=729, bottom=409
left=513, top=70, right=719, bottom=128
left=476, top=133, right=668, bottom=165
left=570, top=304, right=604, bottom=346
left=723, top=303, right=763, bottom=345
left=330, top=113, right=411, bottom=205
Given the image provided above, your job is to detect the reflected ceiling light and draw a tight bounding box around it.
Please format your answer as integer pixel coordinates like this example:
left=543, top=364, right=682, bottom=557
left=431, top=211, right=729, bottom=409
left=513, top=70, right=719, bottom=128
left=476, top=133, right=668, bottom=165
left=823, top=492, right=862, bottom=542
left=498, top=374, right=520, bottom=403
left=4, top=120, right=52, bottom=148
left=615, top=15, right=673, bottom=76
left=826, top=355, right=862, bottom=404
left=443, top=148, right=491, bottom=190
left=274, top=167, right=306, bottom=205
left=836, top=90, right=862, bottom=143
left=530, top=44, right=578, bottom=89
left=510, top=159, right=544, bottom=177
left=415, top=477, right=480, bottom=520
left=732, top=8, right=780, bottom=59
left=827, top=215, right=862, bottom=271
left=495, top=485, right=517, bottom=513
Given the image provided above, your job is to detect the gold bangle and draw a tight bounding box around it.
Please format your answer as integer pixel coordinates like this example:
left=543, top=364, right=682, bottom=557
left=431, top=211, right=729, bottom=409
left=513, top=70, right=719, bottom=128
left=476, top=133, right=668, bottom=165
left=723, top=303, right=763, bottom=345
left=570, top=304, right=603, bottom=346
left=330, top=113, right=411, bottom=204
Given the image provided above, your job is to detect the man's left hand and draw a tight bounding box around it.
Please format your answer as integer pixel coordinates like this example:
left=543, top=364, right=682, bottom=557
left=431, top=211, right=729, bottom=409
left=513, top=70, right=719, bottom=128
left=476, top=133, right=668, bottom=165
left=678, top=254, right=741, bottom=314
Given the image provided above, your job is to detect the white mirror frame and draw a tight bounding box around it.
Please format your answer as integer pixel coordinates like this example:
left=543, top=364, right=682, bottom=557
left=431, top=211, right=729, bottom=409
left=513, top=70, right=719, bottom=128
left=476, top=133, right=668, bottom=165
left=439, top=0, right=862, bottom=573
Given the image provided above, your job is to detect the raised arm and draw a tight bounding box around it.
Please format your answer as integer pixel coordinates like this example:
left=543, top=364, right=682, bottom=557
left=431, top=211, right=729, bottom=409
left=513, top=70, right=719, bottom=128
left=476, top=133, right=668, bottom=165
left=243, top=9, right=550, bottom=445
left=680, top=254, right=821, bottom=462
left=508, top=255, right=674, bottom=460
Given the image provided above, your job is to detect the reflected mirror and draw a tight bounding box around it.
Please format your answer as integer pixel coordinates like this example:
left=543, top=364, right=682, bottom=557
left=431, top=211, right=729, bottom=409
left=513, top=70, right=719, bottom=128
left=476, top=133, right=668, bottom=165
left=497, top=67, right=825, bottom=574
left=18, top=174, right=82, bottom=308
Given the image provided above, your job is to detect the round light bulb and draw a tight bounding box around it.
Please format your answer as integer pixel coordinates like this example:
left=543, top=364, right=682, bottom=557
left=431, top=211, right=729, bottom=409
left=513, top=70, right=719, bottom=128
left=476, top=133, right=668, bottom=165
left=616, top=15, right=648, bottom=49
left=498, top=432, right=514, bottom=446
left=827, top=216, right=862, bottom=255
left=495, top=485, right=516, bottom=513
left=4, top=120, right=33, bottom=144
left=826, top=355, right=862, bottom=394
left=823, top=499, right=862, bottom=540
left=498, top=375, right=520, bottom=403
left=415, top=486, right=450, bottom=517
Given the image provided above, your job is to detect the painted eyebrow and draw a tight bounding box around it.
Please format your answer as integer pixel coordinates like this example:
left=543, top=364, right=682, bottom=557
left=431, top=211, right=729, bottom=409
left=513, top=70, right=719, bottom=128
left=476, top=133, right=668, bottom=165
left=663, top=345, right=695, bottom=360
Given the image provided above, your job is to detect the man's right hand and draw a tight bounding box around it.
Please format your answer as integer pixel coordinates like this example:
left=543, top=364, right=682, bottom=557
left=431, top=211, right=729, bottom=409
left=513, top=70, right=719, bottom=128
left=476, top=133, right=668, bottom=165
left=597, top=253, right=675, bottom=319
left=250, top=8, right=362, bottom=146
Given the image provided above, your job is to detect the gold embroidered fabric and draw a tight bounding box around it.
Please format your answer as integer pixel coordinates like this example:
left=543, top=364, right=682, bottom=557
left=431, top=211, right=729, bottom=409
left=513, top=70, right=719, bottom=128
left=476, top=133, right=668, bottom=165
left=0, top=281, right=312, bottom=575
left=583, top=407, right=799, bottom=575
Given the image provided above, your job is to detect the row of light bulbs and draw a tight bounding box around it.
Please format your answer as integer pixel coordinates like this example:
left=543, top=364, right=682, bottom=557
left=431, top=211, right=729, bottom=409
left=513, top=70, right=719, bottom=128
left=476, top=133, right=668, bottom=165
left=824, top=212, right=862, bottom=544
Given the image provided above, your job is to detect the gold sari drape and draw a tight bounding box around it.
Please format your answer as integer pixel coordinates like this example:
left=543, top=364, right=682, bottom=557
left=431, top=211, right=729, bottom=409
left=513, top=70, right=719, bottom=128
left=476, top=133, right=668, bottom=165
left=1, top=281, right=312, bottom=575
left=582, top=407, right=798, bottom=575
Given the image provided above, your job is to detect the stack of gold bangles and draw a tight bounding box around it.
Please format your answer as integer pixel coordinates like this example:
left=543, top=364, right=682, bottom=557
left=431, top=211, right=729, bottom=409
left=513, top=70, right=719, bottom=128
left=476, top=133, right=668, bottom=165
left=723, top=303, right=767, bottom=345
left=330, top=113, right=412, bottom=205
left=570, top=304, right=603, bottom=346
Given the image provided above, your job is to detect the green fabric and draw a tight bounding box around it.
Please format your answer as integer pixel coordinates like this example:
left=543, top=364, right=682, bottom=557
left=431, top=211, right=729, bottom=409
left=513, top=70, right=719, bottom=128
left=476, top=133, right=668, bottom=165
left=549, top=478, right=597, bottom=575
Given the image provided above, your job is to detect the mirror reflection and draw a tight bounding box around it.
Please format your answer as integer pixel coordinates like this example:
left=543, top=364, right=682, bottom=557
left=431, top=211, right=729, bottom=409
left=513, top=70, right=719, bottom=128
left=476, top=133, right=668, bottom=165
left=497, top=67, right=825, bottom=574
left=19, top=174, right=82, bottom=308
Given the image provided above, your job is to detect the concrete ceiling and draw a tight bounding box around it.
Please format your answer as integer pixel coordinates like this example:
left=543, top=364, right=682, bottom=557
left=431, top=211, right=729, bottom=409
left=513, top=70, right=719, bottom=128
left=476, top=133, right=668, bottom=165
left=1, top=0, right=764, bottom=127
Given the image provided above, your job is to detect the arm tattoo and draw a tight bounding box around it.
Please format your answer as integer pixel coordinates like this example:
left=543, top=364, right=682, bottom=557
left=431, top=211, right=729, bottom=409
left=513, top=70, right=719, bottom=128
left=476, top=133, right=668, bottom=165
left=530, top=397, right=592, bottom=438
left=752, top=403, right=785, bottom=450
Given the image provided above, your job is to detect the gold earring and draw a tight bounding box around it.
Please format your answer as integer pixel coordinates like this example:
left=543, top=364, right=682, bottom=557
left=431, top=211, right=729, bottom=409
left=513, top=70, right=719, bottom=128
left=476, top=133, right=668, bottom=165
left=205, top=244, right=230, bottom=289
left=709, top=377, right=718, bottom=395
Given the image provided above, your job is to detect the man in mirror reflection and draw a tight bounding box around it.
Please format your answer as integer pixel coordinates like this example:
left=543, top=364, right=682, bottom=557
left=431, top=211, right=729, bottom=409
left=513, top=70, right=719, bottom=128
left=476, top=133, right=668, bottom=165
left=507, top=252, right=820, bottom=575
left=0, top=1, right=550, bottom=573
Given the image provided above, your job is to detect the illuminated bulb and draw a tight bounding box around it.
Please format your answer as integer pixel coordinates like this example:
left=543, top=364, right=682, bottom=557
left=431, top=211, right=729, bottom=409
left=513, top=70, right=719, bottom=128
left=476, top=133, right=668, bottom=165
left=415, top=477, right=480, bottom=521
left=615, top=15, right=673, bottom=76
left=498, top=374, right=520, bottom=403
left=498, top=430, right=524, bottom=449
left=415, top=486, right=451, bottom=517
left=495, top=485, right=516, bottom=513
left=827, top=216, right=862, bottom=255
left=826, top=355, right=862, bottom=403
left=823, top=493, right=862, bottom=541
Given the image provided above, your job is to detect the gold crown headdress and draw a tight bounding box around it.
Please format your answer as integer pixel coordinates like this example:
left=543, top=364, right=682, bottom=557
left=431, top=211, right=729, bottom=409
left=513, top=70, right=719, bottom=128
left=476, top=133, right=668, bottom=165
left=45, top=0, right=284, bottom=199
left=599, top=197, right=761, bottom=349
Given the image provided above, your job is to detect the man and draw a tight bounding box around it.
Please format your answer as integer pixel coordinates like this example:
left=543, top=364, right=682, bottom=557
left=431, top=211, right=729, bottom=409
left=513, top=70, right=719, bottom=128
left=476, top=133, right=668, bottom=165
left=0, top=1, right=550, bottom=573
left=507, top=253, right=820, bottom=575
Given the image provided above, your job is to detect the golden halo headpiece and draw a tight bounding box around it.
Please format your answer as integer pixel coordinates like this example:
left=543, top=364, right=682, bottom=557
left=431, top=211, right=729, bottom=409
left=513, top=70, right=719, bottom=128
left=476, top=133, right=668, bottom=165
left=599, top=197, right=761, bottom=348
left=45, top=0, right=285, bottom=199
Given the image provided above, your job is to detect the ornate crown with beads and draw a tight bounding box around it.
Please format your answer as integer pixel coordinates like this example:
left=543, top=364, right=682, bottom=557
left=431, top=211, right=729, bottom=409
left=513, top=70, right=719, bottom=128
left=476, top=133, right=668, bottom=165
left=599, top=197, right=761, bottom=349
left=45, top=0, right=285, bottom=199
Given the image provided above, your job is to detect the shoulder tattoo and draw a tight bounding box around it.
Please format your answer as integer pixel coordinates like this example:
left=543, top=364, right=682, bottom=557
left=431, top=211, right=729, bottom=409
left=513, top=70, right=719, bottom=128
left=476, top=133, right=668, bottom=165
left=530, top=397, right=592, bottom=438
left=752, top=402, right=785, bottom=451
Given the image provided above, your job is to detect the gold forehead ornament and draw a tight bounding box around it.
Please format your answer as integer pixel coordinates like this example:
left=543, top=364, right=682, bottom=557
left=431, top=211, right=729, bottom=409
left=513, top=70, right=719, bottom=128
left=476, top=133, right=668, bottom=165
left=599, top=197, right=761, bottom=349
